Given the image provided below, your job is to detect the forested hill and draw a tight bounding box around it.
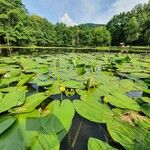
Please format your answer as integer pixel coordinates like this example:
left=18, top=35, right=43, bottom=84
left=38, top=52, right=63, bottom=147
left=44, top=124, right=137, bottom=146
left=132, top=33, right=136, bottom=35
left=0, top=0, right=149, bottom=47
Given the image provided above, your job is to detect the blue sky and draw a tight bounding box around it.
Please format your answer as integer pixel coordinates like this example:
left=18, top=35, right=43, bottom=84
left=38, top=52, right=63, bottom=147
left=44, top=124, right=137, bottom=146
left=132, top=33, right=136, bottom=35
left=22, top=0, right=149, bottom=25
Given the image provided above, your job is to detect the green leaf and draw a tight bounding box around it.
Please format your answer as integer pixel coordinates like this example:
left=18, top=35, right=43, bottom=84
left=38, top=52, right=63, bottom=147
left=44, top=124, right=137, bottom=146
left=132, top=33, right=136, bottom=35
left=0, top=76, right=19, bottom=87
left=88, top=138, right=117, bottom=150
left=141, top=97, right=150, bottom=103
left=41, top=100, right=75, bottom=137
left=31, top=132, right=60, bottom=150
left=0, top=111, right=41, bottom=150
left=73, top=100, right=112, bottom=123
left=19, top=57, right=38, bottom=70
left=130, top=73, right=150, bottom=79
left=107, top=119, right=150, bottom=150
left=0, top=86, right=27, bottom=92
left=47, top=80, right=61, bottom=95
left=119, top=79, right=135, bottom=92
left=0, top=115, right=16, bottom=135
left=10, top=92, right=48, bottom=113
left=0, top=91, right=26, bottom=113
left=17, top=74, right=34, bottom=86
left=62, top=80, right=84, bottom=89
left=107, top=93, right=140, bottom=111
left=0, top=92, right=3, bottom=101
left=141, top=103, right=150, bottom=117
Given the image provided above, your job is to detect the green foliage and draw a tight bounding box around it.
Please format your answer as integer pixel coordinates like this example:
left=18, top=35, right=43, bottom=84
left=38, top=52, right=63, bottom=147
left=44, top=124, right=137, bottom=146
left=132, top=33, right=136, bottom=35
left=88, top=138, right=117, bottom=150
left=0, top=53, right=150, bottom=149
left=0, top=0, right=111, bottom=47
left=93, top=27, right=111, bottom=46
left=126, top=17, right=140, bottom=44
left=0, top=115, right=16, bottom=135
left=1, top=0, right=149, bottom=47
left=107, top=2, right=150, bottom=46
left=0, top=0, right=29, bottom=45
left=0, top=90, right=25, bottom=113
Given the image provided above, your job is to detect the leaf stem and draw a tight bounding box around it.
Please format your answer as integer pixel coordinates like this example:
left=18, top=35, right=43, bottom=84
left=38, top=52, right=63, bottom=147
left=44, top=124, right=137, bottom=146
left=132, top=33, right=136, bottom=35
left=71, top=121, right=83, bottom=148
left=61, top=92, right=63, bottom=101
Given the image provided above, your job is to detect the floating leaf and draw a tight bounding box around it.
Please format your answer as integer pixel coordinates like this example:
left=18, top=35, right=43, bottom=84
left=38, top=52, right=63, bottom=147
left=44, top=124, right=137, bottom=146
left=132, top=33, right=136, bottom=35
left=0, top=115, right=16, bottom=135
left=73, top=100, right=112, bottom=123
left=120, top=111, right=150, bottom=130
left=62, top=80, right=84, bottom=89
left=10, top=92, right=49, bottom=113
left=47, top=80, right=61, bottom=95
left=107, top=119, right=150, bottom=150
left=0, top=91, right=26, bottom=113
left=141, top=97, right=150, bottom=103
left=19, top=57, right=38, bottom=70
left=141, top=103, right=150, bottom=117
left=0, top=86, right=27, bottom=92
left=0, top=92, right=3, bottom=101
left=88, top=138, right=117, bottom=150
left=41, top=100, right=75, bottom=137
left=31, top=132, right=60, bottom=150
left=17, top=74, right=34, bottom=86
left=0, top=111, right=41, bottom=149
left=107, top=92, right=140, bottom=111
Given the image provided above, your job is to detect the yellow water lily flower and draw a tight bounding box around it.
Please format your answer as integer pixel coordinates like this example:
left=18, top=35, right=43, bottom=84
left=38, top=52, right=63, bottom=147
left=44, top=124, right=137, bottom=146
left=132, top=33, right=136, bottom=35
left=59, top=85, right=65, bottom=92
left=104, top=96, right=109, bottom=103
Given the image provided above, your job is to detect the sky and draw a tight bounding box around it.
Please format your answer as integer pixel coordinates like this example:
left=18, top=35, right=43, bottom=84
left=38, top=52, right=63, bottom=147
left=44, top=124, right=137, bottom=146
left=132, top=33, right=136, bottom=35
left=22, top=0, right=149, bottom=25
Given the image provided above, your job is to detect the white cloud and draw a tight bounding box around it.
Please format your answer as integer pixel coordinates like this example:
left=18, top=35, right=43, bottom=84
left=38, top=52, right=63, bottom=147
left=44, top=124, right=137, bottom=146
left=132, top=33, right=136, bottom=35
left=96, top=0, right=149, bottom=24
left=60, top=13, right=77, bottom=26
left=111, top=0, right=149, bottom=14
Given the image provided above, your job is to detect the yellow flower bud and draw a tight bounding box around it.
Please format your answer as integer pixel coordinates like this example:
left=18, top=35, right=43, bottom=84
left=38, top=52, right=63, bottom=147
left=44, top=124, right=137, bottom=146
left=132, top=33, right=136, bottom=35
left=104, top=97, right=109, bottom=103
left=59, top=86, right=65, bottom=92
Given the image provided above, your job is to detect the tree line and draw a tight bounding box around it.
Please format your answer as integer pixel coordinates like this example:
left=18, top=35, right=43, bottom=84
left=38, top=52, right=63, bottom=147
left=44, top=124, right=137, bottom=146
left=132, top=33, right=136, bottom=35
left=107, top=1, right=150, bottom=46
left=0, top=0, right=149, bottom=47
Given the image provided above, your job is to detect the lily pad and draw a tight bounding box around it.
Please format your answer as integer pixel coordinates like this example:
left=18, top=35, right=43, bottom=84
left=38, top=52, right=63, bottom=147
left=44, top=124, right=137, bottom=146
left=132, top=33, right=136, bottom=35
left=107, top=92, right=141, bottom=111
left=10, top=92, right=49, bottom=113
left=107, top=119, right=150, bottom=150
left=88, top=138, right=117, bottom=150
left=41, top=100, right=75, bottom=137
left=0, top=115, right=16, bottom=135
left=73, top=100, right=112, bottom=123
left=0, top=91, right=26, bottom=113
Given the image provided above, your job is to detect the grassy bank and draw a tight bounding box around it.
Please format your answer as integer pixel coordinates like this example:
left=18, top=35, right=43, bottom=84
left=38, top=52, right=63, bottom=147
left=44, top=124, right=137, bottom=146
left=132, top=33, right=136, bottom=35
left=0, top=46, right=150, bottom=53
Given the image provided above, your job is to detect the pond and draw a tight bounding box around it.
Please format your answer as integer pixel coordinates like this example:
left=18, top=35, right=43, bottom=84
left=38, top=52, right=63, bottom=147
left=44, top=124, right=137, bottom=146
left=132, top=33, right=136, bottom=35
left=0, top=48, right=150, bottom=150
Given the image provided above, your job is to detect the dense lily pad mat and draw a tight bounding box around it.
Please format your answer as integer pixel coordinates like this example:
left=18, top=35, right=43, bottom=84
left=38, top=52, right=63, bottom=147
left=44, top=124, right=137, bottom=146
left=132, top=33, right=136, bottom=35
left=0, top=52, right=150, bottom=149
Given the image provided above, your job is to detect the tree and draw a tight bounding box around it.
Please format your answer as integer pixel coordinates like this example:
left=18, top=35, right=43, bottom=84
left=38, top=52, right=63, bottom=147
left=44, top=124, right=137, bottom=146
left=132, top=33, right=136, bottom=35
left=107, top=1, right=150, bottom=46
left=0, top=0, right=29, bottom=45
left=107, top=12, right=131, bottom=46
left=126, top=17, right=140, bottom=46
left=55, top=23, right=74, bottom=47
left=93, top=27, right=111, bottom=46
left=29, top=15, right=56, bottom=46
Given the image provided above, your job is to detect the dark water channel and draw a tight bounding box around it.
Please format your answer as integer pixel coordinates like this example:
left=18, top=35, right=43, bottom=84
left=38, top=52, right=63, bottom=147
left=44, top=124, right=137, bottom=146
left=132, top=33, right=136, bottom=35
left=60, top=113, right=125, bottom=150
